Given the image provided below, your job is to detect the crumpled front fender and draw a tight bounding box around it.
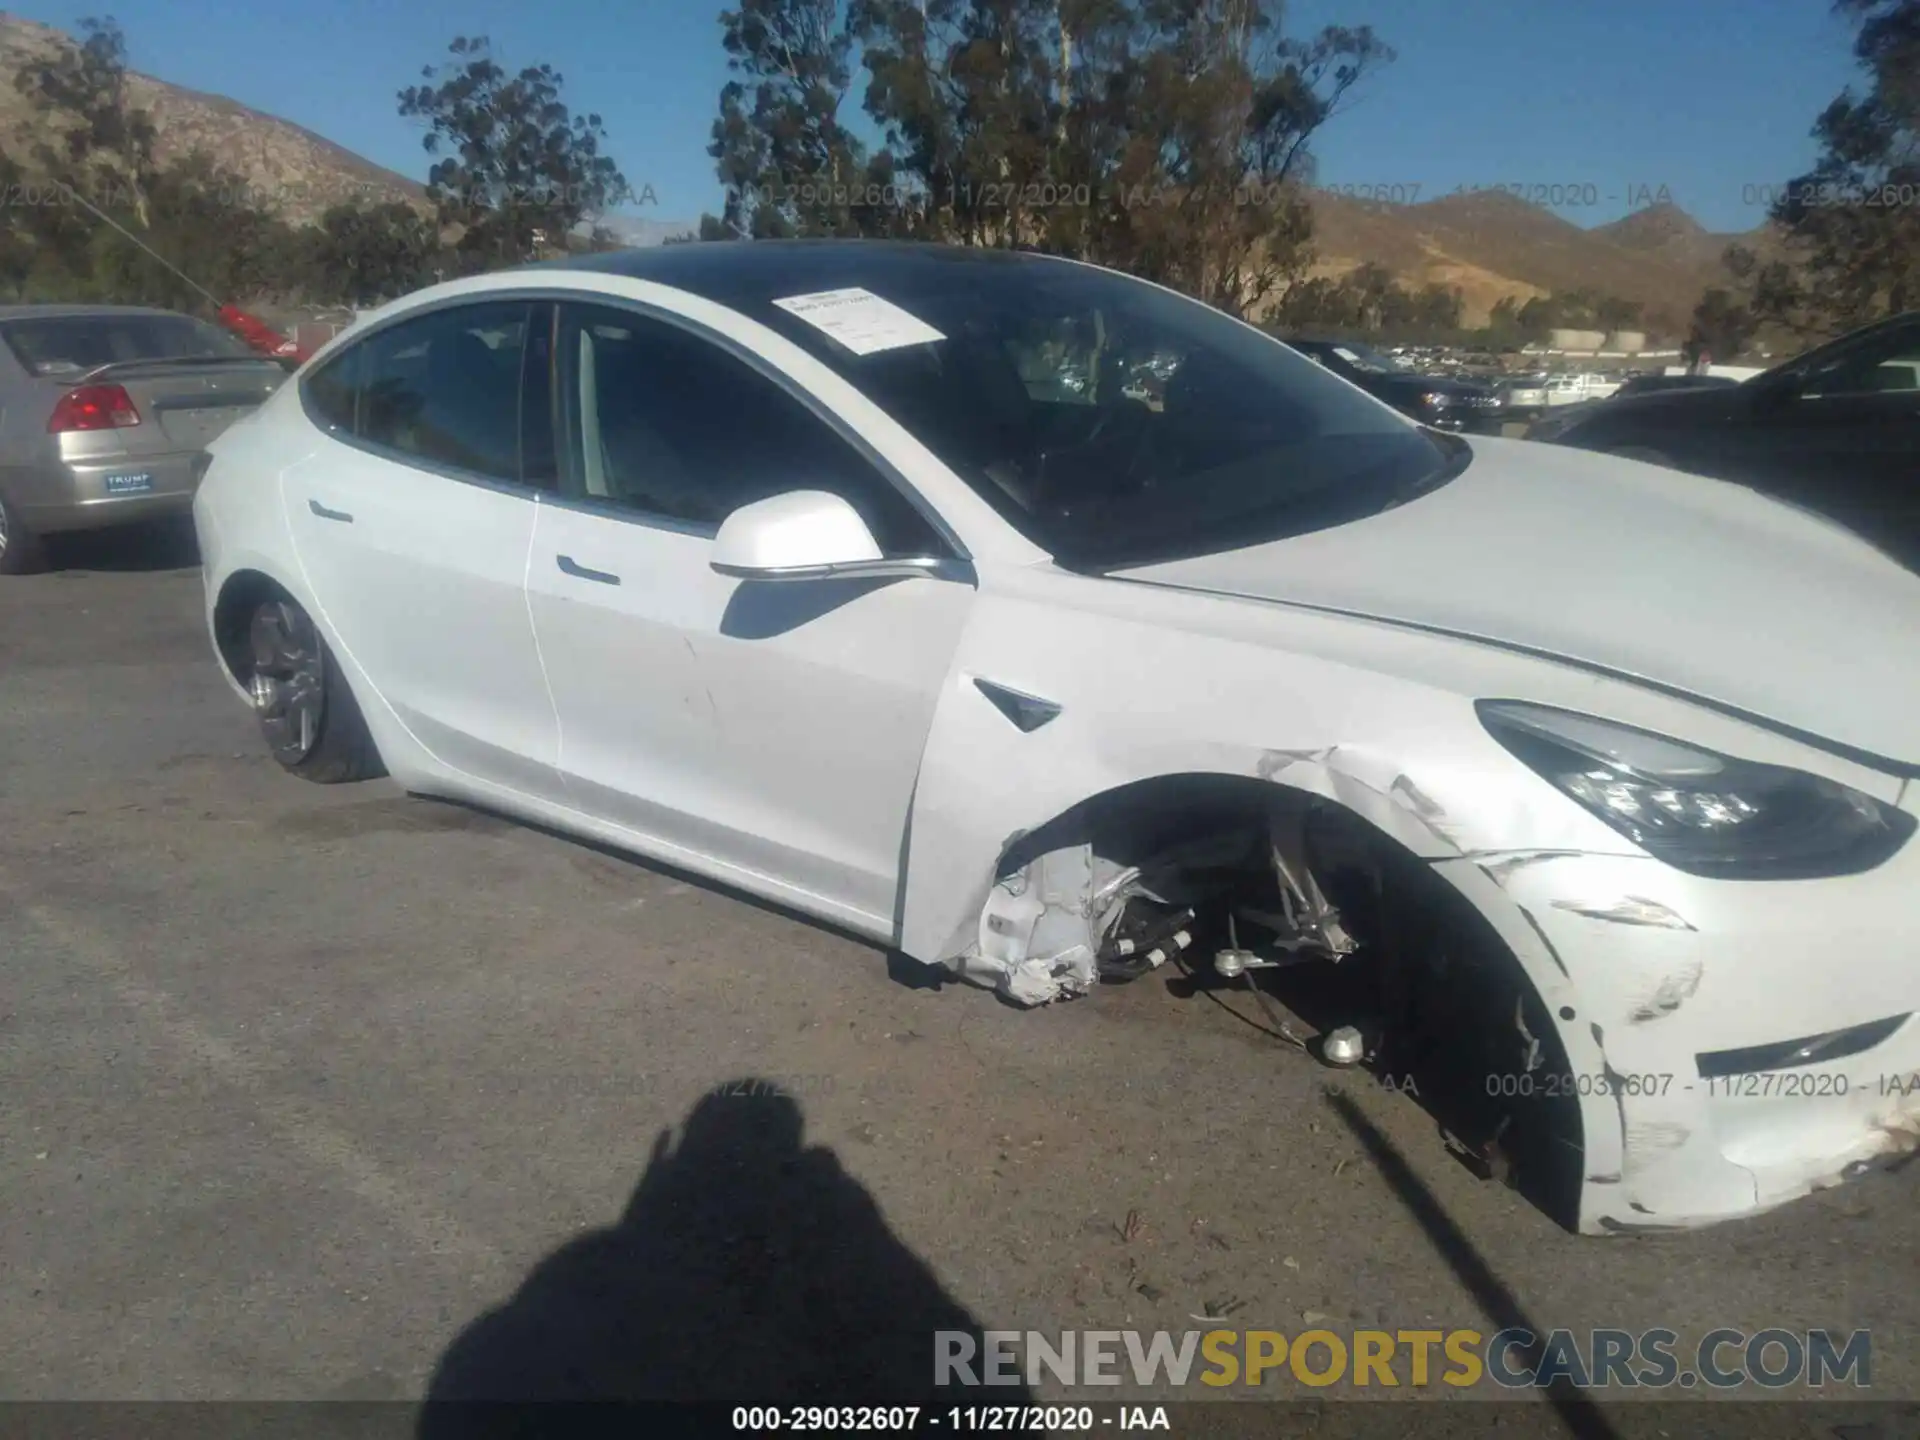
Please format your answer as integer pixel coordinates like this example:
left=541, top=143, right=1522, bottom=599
left=895, top=582, right=1650, bottom=973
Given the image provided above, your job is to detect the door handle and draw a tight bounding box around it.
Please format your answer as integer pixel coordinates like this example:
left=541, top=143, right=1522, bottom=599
left=308, top=499, right=354, bottom=523
left=557, top=554, right=621, bottom=586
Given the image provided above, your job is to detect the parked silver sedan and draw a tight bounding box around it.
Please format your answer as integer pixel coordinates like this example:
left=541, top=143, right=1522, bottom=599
left=0, top=304, right=286, bottom=573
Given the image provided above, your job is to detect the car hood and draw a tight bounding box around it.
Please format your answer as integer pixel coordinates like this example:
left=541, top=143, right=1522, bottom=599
left=1117, top=436, right=1920, bottom=771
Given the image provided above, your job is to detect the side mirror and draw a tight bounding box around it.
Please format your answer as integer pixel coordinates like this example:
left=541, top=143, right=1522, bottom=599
left=710, top=489, right=935, bottom=582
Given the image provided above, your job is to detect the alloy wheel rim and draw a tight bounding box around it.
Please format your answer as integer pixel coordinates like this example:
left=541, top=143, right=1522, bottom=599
left=248, top=601, right=324, bottom=763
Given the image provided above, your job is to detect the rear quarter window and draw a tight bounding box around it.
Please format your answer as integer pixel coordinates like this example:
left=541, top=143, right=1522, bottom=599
left=296, top=300, right=545, bottom=487
left=302, top=345, right=361, bottom=432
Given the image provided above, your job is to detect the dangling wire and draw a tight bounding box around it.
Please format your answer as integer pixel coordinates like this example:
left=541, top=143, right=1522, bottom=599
left=55, top=178, right=223, bottom=309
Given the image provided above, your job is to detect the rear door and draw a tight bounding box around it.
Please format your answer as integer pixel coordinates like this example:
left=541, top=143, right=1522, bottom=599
left=526, top=300, right=973, bottom=930
left=284, top=298, right=566, bottom=801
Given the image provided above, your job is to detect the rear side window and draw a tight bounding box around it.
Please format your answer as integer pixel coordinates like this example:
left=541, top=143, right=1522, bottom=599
left=1, top=313, right=254, bottom=376
left=360, top=303, right=529, bottom=482
left=303, top=301, right=556, bottom=490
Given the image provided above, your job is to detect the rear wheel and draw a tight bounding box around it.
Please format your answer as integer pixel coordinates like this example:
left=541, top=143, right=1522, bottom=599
left=0, top=493, right=48, bottom=575
left=246, top=597, right=383, bottom=783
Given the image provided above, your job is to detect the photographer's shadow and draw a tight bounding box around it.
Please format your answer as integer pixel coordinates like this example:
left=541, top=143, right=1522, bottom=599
left=421, top=1081, right=1023, bottom=1423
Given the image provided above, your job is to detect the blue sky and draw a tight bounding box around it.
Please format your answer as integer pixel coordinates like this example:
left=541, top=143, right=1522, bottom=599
left=22, top=0, right=1866, bottom=234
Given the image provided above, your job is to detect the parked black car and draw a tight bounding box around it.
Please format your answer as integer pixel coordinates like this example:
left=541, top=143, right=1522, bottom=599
left=1283, top=337, right=1505, bottom=433
left=1611, top=372, right=1741, bottom=398
left=1528, top=311, right=1920, bottom=567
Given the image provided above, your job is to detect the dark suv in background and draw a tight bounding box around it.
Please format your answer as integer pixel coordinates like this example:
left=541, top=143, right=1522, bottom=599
left=1611, top=372, right=1740, bottom=398
left=1283, top=337, right=1505, bottom=433
left=1527, top=311, right=1920, bottom=568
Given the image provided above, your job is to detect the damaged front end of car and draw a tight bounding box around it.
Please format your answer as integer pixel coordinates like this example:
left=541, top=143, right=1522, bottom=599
left=900, top=574, right=1920, bottom=1235
left=955, top=795, right=1357, bottom=1009
left=942, top=775, right=1592, bottom=1224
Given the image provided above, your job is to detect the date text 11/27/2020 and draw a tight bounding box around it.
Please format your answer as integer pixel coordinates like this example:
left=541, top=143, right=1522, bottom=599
left=1468, top=1071, right=1919, bottom=1101
left=731, top=1407, right=1171, bottom=1432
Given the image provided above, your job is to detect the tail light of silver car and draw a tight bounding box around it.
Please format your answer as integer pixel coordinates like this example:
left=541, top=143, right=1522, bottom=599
left=47, top=383, right=143, bottom=433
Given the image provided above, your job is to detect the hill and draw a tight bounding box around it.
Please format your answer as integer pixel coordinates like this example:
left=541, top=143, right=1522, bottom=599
left=596, top=214, right=698, bottom=247
left=1306, top=188, right=1770, bottom=331
left=0, top=13, right=700, bottom=244
left=0, top=12, right=427, bottom=223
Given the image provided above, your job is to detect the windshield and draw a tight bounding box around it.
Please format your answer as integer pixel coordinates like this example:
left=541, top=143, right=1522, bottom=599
left=747, top=260, right=1465, bottom=569
left=0, top=312, right=255, bottom=377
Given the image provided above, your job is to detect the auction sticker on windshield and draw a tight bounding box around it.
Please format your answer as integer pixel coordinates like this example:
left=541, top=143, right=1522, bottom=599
left=772, top=287, right=946, bottom=355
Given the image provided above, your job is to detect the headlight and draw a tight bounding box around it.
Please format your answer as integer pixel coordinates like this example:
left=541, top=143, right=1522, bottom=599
left=1419, top=391, right=1452, bottom=408
left=1478, top=701, right=1915, bottom=879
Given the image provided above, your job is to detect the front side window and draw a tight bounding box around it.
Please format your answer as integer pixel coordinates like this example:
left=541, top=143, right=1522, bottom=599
left=553, top=302, right=942, bottom=556
left=740, top=258, right=1463, bottom=569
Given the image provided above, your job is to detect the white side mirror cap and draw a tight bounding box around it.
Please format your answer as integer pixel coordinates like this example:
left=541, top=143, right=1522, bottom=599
left=710, top=490, right=884, bottom=580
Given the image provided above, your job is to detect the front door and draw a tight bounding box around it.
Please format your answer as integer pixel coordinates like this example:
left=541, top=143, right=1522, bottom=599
left=525, top=300, right=974, bottom=931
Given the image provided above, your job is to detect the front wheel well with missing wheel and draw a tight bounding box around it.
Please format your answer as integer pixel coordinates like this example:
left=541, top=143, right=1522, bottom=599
left=982, top=773, right=1587, bottom=1229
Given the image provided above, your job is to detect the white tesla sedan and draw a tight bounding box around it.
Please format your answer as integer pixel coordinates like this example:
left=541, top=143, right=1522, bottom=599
left=192, top=241, right=1920, bottom=1235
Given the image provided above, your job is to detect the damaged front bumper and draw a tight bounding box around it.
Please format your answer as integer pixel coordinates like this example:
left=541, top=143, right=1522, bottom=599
left=1437, top=831, right=1920, bottom=1232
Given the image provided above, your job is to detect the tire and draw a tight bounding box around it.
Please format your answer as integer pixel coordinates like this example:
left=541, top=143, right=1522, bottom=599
left=244, top=596, right=384, bottom=783
left=0, top=491, right=49, bottom=575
